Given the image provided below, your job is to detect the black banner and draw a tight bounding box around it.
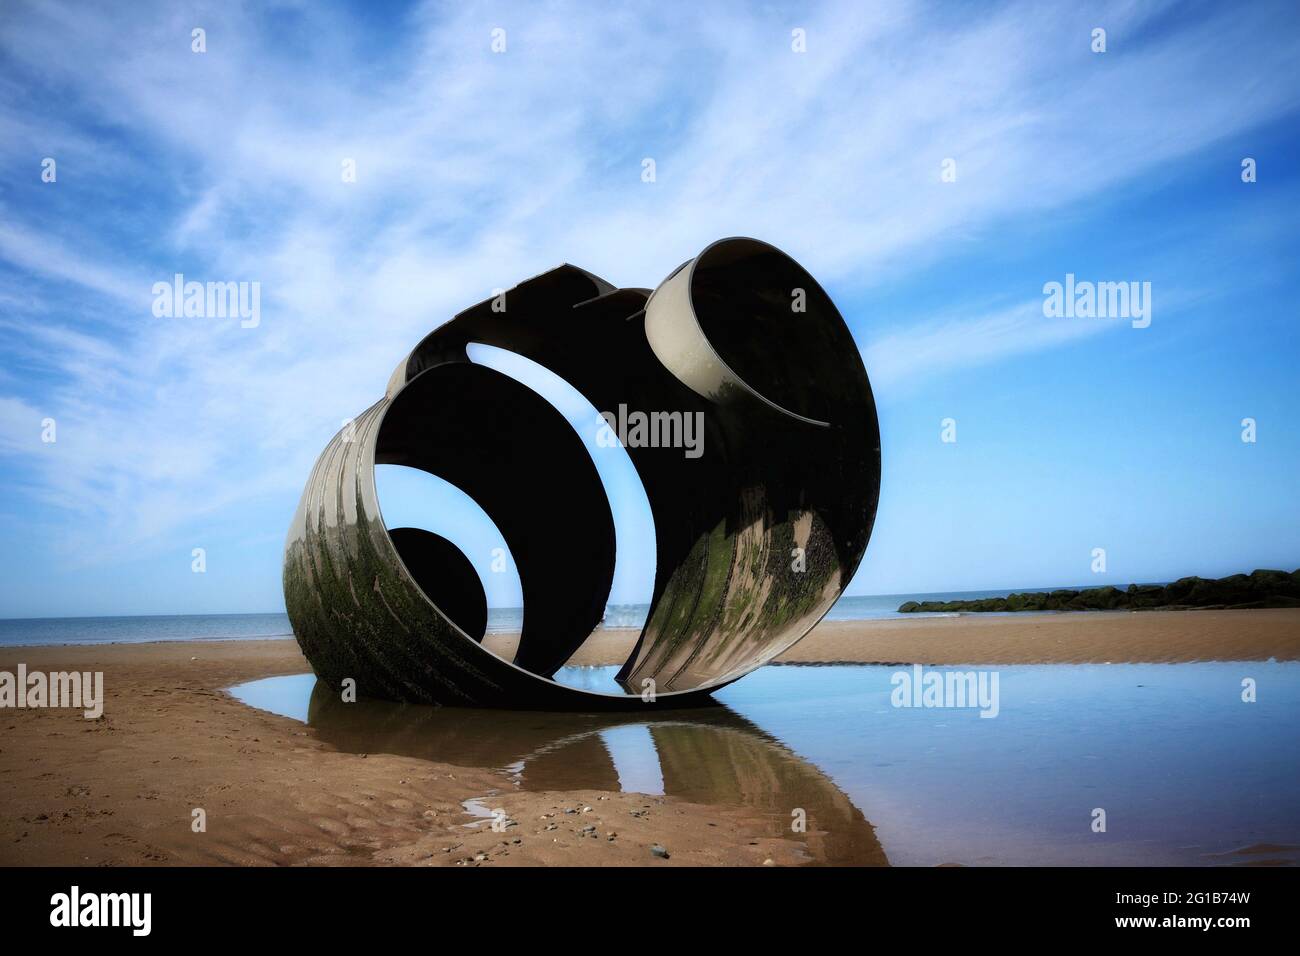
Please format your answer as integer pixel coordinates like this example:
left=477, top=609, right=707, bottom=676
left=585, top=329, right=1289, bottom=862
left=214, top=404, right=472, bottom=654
left=0, top=866, right=1291, bottom=941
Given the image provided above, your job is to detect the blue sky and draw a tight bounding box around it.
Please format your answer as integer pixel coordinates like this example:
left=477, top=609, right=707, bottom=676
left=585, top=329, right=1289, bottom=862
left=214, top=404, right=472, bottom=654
left=0, top=0, right=1297, bottom=617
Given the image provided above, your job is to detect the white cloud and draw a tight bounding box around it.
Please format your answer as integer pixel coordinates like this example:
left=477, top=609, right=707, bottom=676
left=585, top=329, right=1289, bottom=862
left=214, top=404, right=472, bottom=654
left=862, top=300, right=1110, bottom=394
left=0, top=223, right=147, bottom=306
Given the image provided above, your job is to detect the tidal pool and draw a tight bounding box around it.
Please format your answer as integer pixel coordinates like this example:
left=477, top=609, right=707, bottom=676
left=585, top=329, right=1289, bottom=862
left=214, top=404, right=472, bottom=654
left=229, top=661, right=1300, bottom=866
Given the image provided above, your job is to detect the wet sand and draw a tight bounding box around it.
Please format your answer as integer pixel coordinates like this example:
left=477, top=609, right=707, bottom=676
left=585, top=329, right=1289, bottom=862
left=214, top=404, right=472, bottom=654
left=0, top=640, right=809, bottom=867
left=1, top=609, right=1295, bottom=867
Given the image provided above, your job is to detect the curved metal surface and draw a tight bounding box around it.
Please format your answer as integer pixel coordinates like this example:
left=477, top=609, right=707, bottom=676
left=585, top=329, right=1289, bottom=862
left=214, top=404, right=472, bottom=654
left=283, top=237, right=881, bottom=707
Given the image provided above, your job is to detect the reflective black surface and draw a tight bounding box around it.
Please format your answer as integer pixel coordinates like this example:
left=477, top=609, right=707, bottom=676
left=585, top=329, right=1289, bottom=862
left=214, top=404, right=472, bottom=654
left=283, top=238, right=880, bottom=706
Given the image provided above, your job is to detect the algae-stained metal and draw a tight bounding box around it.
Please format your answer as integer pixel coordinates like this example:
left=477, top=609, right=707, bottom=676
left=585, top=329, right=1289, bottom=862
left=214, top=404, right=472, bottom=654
left=283, top=237, right=881, bottom=708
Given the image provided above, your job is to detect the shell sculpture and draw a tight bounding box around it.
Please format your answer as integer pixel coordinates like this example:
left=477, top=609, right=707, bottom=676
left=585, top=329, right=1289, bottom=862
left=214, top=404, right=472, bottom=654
left=284, top=238, right=880, bottom=708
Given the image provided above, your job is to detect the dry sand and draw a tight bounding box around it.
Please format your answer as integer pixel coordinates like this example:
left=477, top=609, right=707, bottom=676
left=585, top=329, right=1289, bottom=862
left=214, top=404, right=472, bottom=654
left=2, top=609, right=1296, bottom=867
left=488, top=607, right=1300, bottom=667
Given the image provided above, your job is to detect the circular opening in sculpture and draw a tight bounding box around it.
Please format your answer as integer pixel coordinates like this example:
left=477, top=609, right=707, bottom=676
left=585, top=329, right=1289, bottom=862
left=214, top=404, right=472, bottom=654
left=688, top=238, right=867, bottom=426
left=374, top=361, right=617, bottom=682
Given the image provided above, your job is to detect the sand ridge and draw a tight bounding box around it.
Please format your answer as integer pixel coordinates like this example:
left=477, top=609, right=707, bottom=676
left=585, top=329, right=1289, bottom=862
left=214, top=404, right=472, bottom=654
left=487, top=607, right=1300, bottom=667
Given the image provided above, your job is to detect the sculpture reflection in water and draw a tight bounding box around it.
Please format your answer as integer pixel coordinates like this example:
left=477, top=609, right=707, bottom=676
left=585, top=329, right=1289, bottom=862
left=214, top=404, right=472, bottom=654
left=284, top=237, right=880, bottom=708
left=305, top=679, right=886, bottom=866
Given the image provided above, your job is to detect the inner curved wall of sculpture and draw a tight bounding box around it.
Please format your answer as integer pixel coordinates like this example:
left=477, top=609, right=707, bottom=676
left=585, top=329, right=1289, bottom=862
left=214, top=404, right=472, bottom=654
left=283, top=237, right=881, bottom=708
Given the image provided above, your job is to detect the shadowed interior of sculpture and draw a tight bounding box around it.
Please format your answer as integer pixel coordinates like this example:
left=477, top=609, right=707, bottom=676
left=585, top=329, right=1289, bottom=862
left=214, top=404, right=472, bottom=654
left=688, top=239, right=867, bottom=426
left=387, top=527, right=487, bottom=640
left=465, top=340, right=659, bottom=621
left=376, top=363, right=616, bottom=679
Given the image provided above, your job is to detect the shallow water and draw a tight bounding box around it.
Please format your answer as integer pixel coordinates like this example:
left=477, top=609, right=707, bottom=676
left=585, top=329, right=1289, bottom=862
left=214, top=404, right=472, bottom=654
left=229, top=661, right=1300, bottom=866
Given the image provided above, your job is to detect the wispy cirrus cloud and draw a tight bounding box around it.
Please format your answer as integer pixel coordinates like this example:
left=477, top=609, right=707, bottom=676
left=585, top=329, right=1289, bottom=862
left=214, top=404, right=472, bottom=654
left=862, top=300, right=1109, bottom=394
left=0, top=0, right=1296, bottom=605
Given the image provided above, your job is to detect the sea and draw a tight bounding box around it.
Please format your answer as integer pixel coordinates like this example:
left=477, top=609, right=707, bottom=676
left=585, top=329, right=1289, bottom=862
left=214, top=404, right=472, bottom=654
left=0, top=588, right=1088, bottom=647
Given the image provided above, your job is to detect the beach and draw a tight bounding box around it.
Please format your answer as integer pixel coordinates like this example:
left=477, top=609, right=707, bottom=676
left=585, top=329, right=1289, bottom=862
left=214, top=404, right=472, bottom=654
left=2, top=608, right=1297, bottom=867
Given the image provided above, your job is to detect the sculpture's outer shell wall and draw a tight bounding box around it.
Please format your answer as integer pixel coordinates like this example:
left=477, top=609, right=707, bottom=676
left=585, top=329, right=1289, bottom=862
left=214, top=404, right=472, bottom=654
left=284, top=238, right=880, bottom=707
